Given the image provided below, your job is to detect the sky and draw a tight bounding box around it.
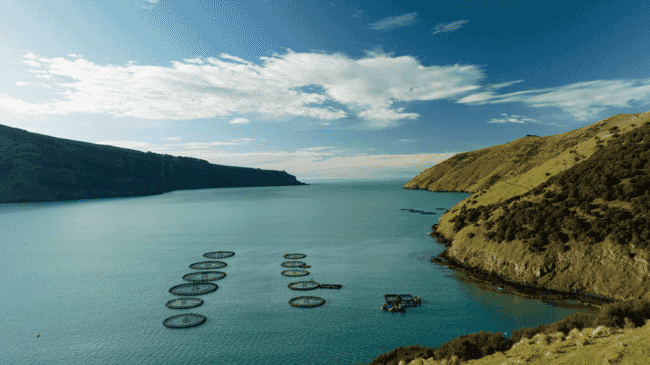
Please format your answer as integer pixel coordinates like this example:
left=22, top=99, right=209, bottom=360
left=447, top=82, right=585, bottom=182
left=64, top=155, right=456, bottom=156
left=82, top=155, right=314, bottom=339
left=1, top=0, right=649, bottom=181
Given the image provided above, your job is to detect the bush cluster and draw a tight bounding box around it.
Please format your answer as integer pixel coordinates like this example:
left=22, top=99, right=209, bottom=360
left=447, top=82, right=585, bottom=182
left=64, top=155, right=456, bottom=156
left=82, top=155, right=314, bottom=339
left=448, top=121, right=650, bottom=253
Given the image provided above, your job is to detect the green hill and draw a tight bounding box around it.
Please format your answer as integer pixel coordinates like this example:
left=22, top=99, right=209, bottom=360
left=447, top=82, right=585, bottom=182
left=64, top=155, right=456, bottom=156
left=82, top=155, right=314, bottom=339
left=404, top=111, right=650, bottom=303
left=0, top=124, right=305, bottom=203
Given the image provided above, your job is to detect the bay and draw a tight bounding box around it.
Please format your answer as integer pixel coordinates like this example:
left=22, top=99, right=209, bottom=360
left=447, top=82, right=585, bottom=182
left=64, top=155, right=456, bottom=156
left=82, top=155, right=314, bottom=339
left=0, top=179, right=587, bottom=365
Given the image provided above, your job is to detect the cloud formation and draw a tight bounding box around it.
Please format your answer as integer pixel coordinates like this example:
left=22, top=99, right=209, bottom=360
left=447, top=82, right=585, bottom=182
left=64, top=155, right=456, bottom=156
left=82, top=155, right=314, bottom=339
left=368, top=12, right=418, bottom=30
left=230, top=118, right=250, bottom=124
left=459, top=78, right=650, bottom=120
left=487, top=114, right=537, bottom=124
left=164, top=148, right=457, bottom=180
left=4, top=50, right=484, bottom=129
left=432, top=20, right=469, bottom=34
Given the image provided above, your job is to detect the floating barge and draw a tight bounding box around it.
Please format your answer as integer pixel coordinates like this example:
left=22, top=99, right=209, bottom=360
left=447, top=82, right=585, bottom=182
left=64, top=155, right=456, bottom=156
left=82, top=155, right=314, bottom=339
left=382, top=294, right=421, bottom=312
left=319, top=284, right=342, bottom=289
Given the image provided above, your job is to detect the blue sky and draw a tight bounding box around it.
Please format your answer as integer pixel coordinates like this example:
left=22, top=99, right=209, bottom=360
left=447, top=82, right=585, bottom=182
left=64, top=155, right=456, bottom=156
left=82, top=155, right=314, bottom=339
left=1, top=0, right=649, bottom=180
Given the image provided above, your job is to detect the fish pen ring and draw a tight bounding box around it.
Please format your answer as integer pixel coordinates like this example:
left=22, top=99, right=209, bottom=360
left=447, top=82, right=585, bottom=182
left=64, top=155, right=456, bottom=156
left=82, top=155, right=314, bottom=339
left=169, top=283, right=218, bottom=296
left=284, top=253, right=306, bottom=259
left=166, top=298, right=204, bottom=309
left=281, top=261, right=307, bottom=268
left=182, top=271, right=226, bottom=282
left=163, top=314, right=207, bottom=328
left=288, top=281, right=320, bottom=290
left=281, top=269, right=310, bottom=277
left=289, top=296, right=326, bottom=308
left=189, top=261, right=227, bottom=270
left=203, top=251, right=235, bottom=259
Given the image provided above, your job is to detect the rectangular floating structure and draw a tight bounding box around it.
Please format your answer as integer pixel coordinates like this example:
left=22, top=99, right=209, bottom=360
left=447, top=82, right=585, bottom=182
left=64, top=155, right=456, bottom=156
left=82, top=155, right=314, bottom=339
left=385, top=294, right=401, bottom=304
left=385, top=294, right=419, bottom=307
left=319, top=284, right=342, bottom=289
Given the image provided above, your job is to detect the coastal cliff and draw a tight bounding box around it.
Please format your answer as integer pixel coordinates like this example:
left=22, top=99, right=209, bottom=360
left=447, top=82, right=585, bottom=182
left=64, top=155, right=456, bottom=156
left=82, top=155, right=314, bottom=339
left=405, top=111, right=650, bottom=303
left=0, top=124, right=305, bottom=203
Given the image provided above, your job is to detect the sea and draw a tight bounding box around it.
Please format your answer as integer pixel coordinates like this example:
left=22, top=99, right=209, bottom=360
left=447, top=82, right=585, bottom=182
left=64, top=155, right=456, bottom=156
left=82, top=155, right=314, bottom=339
left=0, top=179, right=590, bottom=365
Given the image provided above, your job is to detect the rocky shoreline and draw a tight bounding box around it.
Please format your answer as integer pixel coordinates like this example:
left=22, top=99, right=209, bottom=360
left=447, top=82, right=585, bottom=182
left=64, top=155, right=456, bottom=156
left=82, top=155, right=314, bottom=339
left=428, top=224, right=618, bottom=309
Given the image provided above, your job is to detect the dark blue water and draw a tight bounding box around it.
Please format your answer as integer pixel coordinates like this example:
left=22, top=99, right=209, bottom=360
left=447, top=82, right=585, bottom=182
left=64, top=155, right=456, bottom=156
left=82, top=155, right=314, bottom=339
left=1, top=179, right=586, bottom=365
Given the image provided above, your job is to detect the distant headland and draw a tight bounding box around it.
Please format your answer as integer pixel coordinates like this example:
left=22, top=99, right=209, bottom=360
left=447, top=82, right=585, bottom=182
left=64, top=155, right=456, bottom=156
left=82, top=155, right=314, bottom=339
left=0, top=124, right=305, bottom=203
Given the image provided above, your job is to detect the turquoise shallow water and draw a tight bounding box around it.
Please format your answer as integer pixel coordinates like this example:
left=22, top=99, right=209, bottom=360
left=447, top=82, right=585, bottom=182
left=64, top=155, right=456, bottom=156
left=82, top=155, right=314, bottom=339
left=1, top=179, right=586, bottom=365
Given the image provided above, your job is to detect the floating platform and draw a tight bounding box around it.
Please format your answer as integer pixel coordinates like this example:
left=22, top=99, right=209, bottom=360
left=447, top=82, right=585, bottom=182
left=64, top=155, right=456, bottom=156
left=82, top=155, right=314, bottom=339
left=318, top=284, right=342, bottom=289
left=169, top=283, right=218, bottom=296
left=282, top=269, right=310, bottom=277
left=289, top=296, right=325, bottom=308
left=163, top=313, right=206, bottom=328
left=166, top=298, right=204, bottom=309
left=284, top=253, right=306, bottom=259
left=203, top=251, right=235, bottom=259
left=182, top=271, right=226, bottom=282
left=281, top=261, right=307, bottom=268
left=189, top=261, right=227, bottom=270
left=384, top=294, right=421, bottom=308
left=288, top=281, right=320, bottom=290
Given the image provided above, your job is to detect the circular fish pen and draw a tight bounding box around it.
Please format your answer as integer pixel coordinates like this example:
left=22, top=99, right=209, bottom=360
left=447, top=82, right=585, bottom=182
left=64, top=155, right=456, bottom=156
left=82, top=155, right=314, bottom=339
left=182, top=271, right=226, bottom=282
left=163, top=314, right=207, bottom=328
left=281, top=269, right=309, bottom=277
left=169, top=283, right=218, bottom=296
left=189, top=261, right=227, bottom=270
left=288, top=281, right=320, bottom=290
left=281, top=261, right=307, bottom=268
left=203, top=251, right=235, bottom=259
left=166, top=298, right=204, bottom=309
left=289, top=296, right=326, bottom=308
left=284, top=253, right=306, bottom=260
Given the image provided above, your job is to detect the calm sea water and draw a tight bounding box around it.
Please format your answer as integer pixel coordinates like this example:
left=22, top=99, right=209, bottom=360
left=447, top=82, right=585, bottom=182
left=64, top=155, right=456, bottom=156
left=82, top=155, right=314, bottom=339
left=1, top=179, right=587, bottom=365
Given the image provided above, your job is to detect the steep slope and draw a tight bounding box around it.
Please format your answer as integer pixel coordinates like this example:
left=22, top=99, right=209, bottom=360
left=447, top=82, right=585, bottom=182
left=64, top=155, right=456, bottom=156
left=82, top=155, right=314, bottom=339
left=405, top=111, right=650, bottom=303
left=0, top=124, right=305, bottom=203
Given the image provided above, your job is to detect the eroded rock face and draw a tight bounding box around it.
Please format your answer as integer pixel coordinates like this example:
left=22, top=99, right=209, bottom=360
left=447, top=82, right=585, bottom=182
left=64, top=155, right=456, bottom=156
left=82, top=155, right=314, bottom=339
left=443, top=231, right=650, bottom=301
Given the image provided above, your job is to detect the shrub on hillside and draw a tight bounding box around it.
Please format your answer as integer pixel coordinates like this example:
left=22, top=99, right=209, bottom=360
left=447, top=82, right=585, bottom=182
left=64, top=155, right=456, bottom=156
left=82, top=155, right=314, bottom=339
left=595, top=300, right=650, bottom=328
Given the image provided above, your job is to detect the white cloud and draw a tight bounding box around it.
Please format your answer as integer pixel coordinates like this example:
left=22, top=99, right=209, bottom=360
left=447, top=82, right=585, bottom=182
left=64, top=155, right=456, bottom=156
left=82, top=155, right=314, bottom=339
left=15, top=81, right=31, bottom=86
left=2, top=51, right=485, bottom=129
left=296, top=147, right=334, bottom=151
left=398, top=139, right=417, bottom=143
left=160, top=147, right=458, bottom=180
left=432, top=20, right=469, bottom=34
left=24, top=60, right=40, bottom=67
left=175, top=141, right=237, bottom=148
left=219, top=53, right=251, bottom=64
left=487, top=113, right=537, bottom=124
left=25, top=53, right=38, bottom=59
left=462, top=78, right=650, bottom=120
left=488, top=80, right=524, bottom=89
left=369, top=12, right=418, bottom=30
left=229, top=118, right=250, bottom=124
left=160, top=137, right=181, bottom=140
left=67, top=54, right=82, bottom=58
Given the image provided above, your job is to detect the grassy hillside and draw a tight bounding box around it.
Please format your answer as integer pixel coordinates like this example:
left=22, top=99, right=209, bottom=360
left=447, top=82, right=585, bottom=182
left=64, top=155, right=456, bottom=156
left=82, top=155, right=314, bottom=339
left=0, top=124, right=305, bottom=203
left=402, top=111, right=650, bottom=303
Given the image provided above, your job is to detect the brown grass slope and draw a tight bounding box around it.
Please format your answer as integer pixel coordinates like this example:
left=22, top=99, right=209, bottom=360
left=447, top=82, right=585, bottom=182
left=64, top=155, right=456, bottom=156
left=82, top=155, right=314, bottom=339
left=0, top=124, right=305, bottom=203
left=404, top=111, right=650, bottom=303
